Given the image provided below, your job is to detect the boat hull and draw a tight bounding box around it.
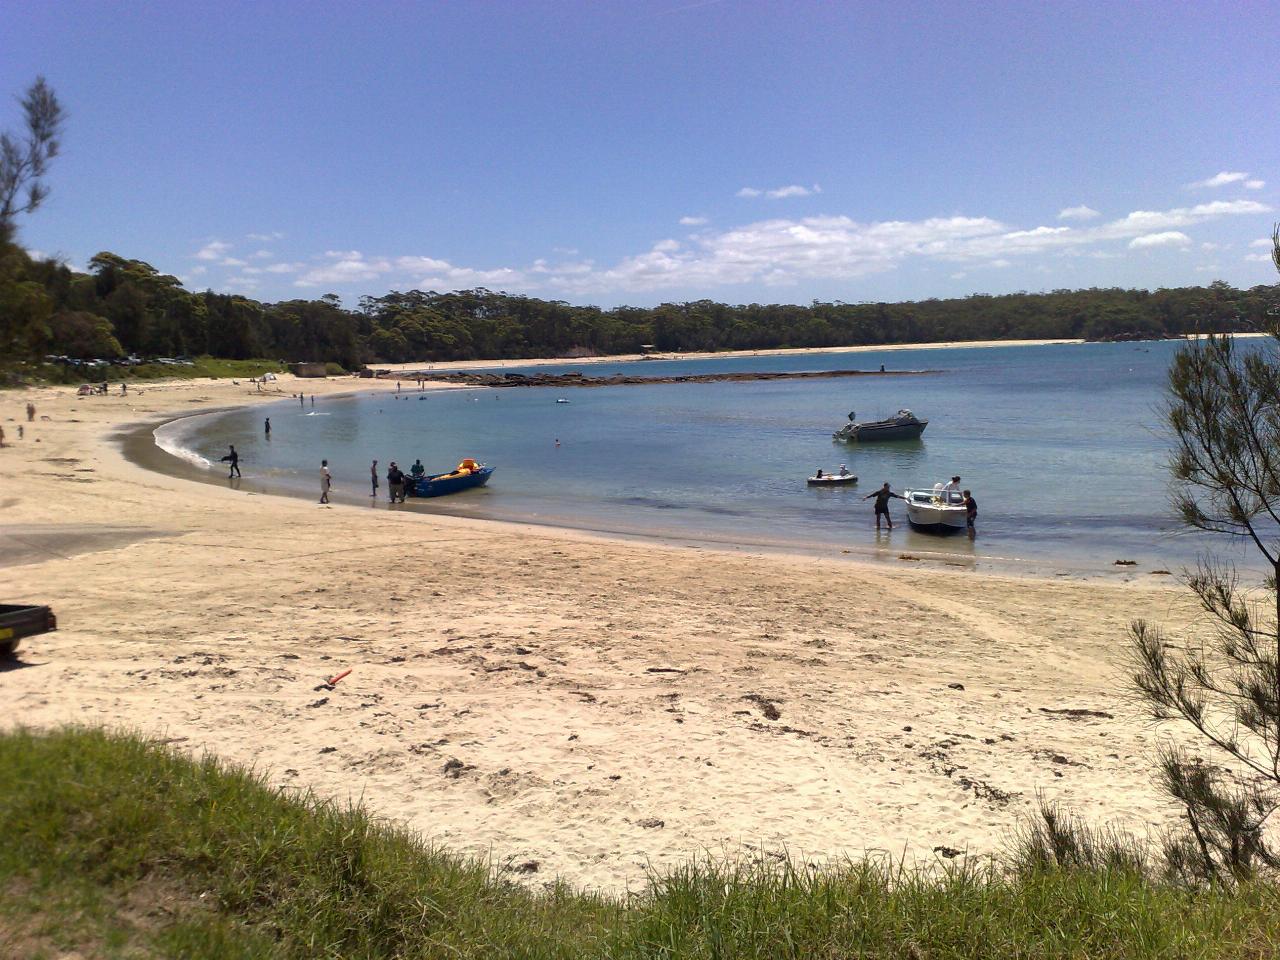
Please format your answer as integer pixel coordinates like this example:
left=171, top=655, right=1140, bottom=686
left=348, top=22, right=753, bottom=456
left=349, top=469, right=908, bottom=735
left=834, top=420, right=927, bottom=442
left=904, top=490, right=967, bottom=534
left=807, top=475, right=857, bottom=486
left=408, top=466, right=494, bottom=498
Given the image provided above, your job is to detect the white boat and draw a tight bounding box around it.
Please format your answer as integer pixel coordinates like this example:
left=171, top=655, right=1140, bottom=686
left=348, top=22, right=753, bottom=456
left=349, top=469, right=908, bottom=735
left=904, top=486, right=968, bottom=533
left=807, top=471, right=857, bottom=486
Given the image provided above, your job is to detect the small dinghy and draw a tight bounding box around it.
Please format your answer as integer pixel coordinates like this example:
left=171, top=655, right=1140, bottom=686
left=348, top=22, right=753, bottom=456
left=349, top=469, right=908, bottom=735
left=808, top=468, right=857, bottom=486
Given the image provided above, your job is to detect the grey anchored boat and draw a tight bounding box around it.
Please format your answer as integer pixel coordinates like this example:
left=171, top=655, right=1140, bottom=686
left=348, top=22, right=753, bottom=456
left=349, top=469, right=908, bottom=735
left=833, top=409, right=928, bottom=442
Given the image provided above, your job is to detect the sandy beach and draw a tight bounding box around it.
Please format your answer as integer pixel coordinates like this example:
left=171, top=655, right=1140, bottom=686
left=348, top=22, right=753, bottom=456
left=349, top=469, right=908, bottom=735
left=370, top=337, right=1090, bottom=374
left=1, top=371, right=1205, bottom=893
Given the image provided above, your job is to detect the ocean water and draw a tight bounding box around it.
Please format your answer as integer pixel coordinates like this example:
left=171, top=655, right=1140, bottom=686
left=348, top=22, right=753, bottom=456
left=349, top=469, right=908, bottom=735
left=157, top=340, right=1260, bottom=574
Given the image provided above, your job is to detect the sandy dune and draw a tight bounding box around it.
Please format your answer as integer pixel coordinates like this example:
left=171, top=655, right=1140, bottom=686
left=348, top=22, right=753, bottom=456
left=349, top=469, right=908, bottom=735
left=1, top=374, right=1202, bottom=892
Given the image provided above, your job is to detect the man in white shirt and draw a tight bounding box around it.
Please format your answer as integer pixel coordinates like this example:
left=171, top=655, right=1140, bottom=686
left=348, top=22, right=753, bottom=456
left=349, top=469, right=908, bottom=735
left=320, top=460, right=332, bottom=504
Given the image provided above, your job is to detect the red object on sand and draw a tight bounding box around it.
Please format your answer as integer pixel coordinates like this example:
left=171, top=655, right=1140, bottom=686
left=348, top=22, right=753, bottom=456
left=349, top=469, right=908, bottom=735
left=327, top=668, right=352, bottom=686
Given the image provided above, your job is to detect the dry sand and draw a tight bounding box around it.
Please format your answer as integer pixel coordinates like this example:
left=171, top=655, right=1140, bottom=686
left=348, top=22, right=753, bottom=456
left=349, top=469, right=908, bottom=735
left=1, top=373, right=1206, bottom=892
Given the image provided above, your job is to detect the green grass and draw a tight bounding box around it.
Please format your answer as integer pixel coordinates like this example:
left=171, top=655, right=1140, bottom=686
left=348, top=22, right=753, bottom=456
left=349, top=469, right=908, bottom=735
left=1, top=728, right=1278, bottom=959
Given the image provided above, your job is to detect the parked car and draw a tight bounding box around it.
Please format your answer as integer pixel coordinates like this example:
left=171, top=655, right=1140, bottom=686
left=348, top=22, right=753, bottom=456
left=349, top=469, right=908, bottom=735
left=0, top=604, right=57, bottom=657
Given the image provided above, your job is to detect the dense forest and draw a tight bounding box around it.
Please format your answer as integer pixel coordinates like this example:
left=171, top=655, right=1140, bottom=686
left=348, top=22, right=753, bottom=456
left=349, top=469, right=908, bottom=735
left=2, top=237, right=1277, bottom=371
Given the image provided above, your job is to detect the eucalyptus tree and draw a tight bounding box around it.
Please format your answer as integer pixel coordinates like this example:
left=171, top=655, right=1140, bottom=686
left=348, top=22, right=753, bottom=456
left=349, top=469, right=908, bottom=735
left=0, top=77, right=64, bottom=234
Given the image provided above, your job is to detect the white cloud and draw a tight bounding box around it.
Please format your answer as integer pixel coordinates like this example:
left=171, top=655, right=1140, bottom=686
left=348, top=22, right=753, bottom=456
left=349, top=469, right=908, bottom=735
left=393, top=255, right=528, bottom=290
left=949, top=272, right=967, bottom=280
left=194, top=240, right=232, bottom=261
left=252, top=249, right=274, bottom=259
left=679, top=216, right=708, bottom=226
left=1057, top=205, right=1100, bottom=220
left=247, top=231, right=285, bottom=242
left=295, top=254, right=392, bottom=287
left=221, top=257, right=248, bottom=267
left=1191, top=171, right=1248, bottom=188
left=1189, top=171, right=1265, bottom=189
left=190, top=265, right=207, bottom=277
left=1249, top=238, right=1274, bottom=248
left=252, top=193, right=1272, bottom=299
left=1245, top=252, right=1275, bottom=263
left=1128, top=231, right=1191, bottom=249
left=1200, top=242, right=1221, bottom=251
left=739, top=184, right=821, bottom=200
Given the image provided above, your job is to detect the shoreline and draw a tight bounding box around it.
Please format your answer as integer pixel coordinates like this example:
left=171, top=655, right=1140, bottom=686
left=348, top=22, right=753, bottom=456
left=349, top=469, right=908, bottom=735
left=0, top=370, right=1201, bottom=894
left=126, top=389, right=1160, bottom=584
left=371, top=336, right=1090, bottom=373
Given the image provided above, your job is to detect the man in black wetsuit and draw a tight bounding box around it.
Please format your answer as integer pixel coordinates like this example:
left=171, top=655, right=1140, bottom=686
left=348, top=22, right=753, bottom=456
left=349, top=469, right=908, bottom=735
left=221, top=444, right=241, bottom=478
left=863, top=482, right=903, bottom=530
left=964, top=489, right=978, bottom=539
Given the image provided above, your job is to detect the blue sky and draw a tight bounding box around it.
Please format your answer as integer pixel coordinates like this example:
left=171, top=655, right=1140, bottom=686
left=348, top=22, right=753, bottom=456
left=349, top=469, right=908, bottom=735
left=3, top=1, right=1277, bottom=306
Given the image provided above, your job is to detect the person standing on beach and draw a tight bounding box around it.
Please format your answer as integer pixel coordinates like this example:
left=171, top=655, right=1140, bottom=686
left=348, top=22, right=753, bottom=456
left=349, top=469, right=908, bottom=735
left=864, top=482, right=904, bottom=530
left=387, top=461, right=406, bottom=503
left=310, top=395, right=315, bottom=407
left=320, top=460, right=331, bottom=503
left=221, top=445, right=241, bottom=478
left=27, top=402, right=36, bottom=421
left=264, top=417, right=271, bottom=437
left=299, top=394, right=304, bottom=408
left=370, top=459, right=379, bottom=497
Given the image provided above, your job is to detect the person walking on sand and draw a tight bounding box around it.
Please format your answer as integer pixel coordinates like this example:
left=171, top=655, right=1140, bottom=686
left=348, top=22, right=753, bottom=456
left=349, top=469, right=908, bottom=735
left=27, top=402, right=35, bottom=422
left=963, top=489, right=978, bottom=539
left=264, top=417, right=271, bottom=437
left=319, top=460, right=332, bottom=503
left=864, top=482, right=904, bottom=530
left=220, top=444, right=241, bottom=478
left=370, top=459, right=379, bottom=497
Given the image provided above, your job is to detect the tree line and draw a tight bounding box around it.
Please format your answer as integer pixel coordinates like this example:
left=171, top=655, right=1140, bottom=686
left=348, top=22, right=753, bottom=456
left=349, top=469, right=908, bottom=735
left=2, top=239, right=1277, bottom=369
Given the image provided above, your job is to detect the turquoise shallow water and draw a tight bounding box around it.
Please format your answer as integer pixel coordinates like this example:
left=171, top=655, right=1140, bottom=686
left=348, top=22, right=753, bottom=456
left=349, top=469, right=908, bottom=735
left=158, top=340, right=1258, bottom=574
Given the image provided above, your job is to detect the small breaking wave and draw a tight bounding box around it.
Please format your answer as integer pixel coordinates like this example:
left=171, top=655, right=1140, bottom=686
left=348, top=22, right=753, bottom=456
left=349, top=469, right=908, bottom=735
left=153, top=418, right=215, bottom=470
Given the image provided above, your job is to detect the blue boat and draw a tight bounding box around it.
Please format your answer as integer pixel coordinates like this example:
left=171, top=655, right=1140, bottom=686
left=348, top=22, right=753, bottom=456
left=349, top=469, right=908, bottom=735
left=407, top=460, right=494, bottom=498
